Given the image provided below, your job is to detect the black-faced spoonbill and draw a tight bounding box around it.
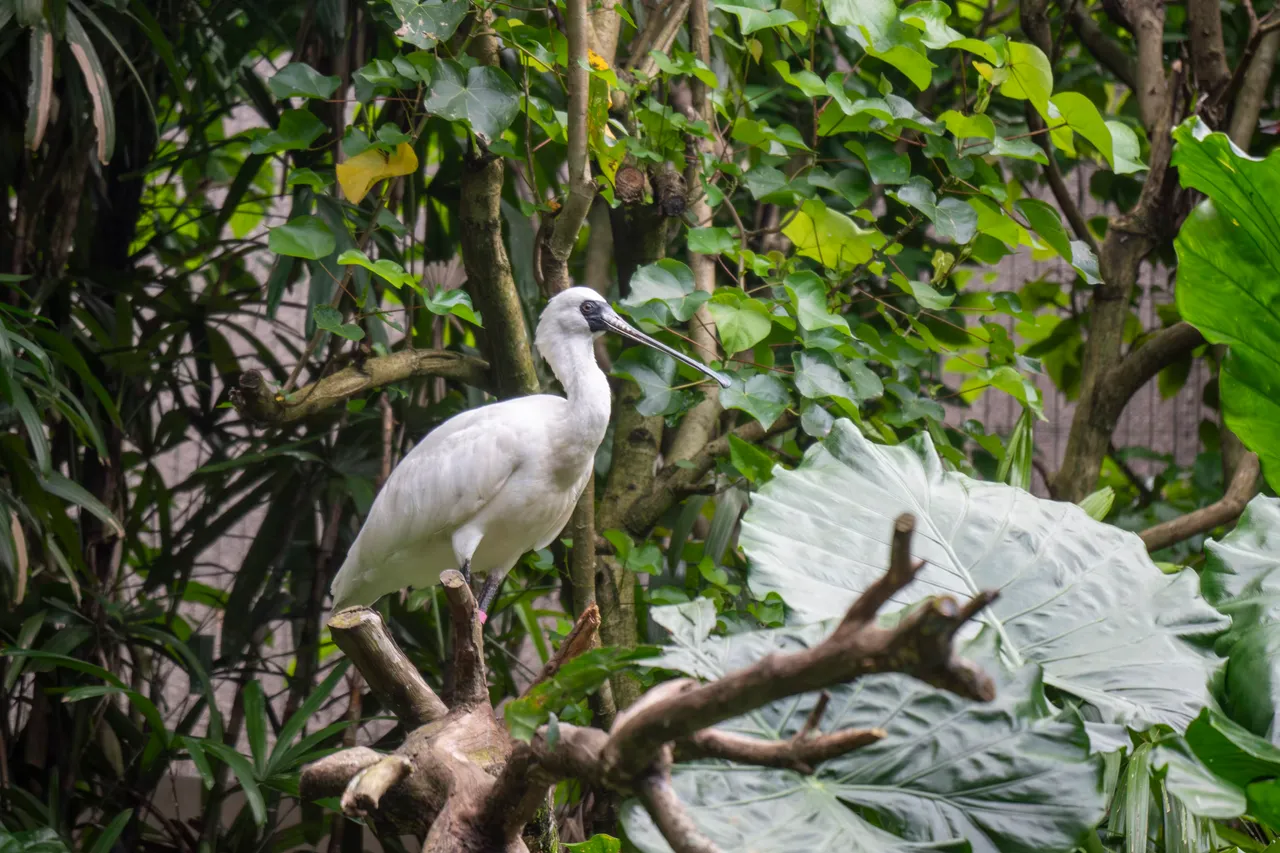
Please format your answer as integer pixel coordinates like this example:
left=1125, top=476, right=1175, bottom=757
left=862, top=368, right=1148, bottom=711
left=329, top=286, right=731, bottom=623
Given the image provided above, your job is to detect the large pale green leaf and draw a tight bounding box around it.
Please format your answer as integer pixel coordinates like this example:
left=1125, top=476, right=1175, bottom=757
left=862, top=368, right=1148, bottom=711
left=621, top=259, right=710, bottom=324
left=706, top=290, right=773, bottom=354
left=1201, top=496, right=1280, bottom=742
left=739, top=420, right=1227, bottom=728
left=621, top=600, right=1105, bottom=853
left=422, top=59, right=520, bottom=143
left=720, top=373, right=791, bottom=429
left=783, top=200, right=885, bottom=269
left=1172, top=118, right=1280, bottom=492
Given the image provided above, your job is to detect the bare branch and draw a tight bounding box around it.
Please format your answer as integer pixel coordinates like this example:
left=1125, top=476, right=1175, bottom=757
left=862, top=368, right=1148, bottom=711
left=441, top=569, right=489, bottom=707
left=1105, top=322, right=1205, bottom=416
left=841, top=513, right=922, bottom=628
left=680, top=725, right=884, bottom=775
left=600, top=515, right=997, bottom=781
left=300, top=746, right=382, bottom=801
left=1228, top=31, right=1280, bottom=144
left=341, top=754, right=413, bottom=817
left=232, top=353, right=488, bottom=424
left=327, top=607, right=448, bottom=727
left=541, top=0, right=597, bottom=294
left=1066, top=3, right=1137, bottom=88
left=1140, top=453, right=1260, bottom=551
left=523, top=603, right=601, bottom=696
left=636, top=762, right=722, bottom=853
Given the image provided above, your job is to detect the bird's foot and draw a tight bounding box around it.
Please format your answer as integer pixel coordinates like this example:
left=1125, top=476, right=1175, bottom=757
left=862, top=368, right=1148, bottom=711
left=476, top=574, right=501, bottom=625
left=477, top=610, right=488, bottom=625
left=460, top=559, right=472, bottom=586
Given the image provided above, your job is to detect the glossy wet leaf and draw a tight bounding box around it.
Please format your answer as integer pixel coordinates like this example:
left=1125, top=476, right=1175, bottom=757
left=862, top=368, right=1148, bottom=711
left=337, top=249, right=418, bottom=289
left=622, top=600, right=1105, bottom=853
left=720, top=373, right=791, bottom=429
left=425, top=289, right=482, bottom=325
left=268, top=216, right=335, bottom=260
left=268, top=62, right=341, bottom=99
left=422, top=60, right=520, bottom=143
left=1172, top=119, right=1280, bottom=491
left=739, top=419, right=1227, bottom=728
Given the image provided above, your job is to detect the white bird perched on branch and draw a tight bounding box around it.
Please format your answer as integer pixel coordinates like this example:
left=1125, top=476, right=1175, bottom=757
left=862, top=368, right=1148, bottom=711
left=330, top=287, right=730, bottom=623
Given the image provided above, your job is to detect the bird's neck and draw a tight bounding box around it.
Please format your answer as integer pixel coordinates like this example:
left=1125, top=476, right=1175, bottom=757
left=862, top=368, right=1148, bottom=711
left=547, top=336, right=611, bottom=449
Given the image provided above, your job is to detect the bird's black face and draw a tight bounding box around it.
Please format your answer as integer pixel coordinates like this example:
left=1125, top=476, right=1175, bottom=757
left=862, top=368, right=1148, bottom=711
left=579, top=298, right=610, bottom=333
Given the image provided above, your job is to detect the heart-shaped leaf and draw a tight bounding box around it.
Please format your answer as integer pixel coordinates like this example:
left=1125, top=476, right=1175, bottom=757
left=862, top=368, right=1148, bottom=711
left=422, top=60, right=521, bottom=143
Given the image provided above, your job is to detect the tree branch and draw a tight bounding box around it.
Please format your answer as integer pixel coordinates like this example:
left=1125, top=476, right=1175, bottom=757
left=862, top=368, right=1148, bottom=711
left=600, top=514, right=997, bottom=781
left=540, top=0, right=597, bottom=294
left=340, top=754, right=413, bottom=817
left=679, top=725, right=884, bottom=775
left=1139, top=453, right=1260, bottom=551
left=636, top=762, right=721, bottom=853
left=1228, top=31, right=1280, bottom=145
left=231, top=353, right=489, bottom=424
left=523, top=603, right=601, bottom=695
left=441, top=569, right=489, bottom=707
left=1104, top=322, right=1205, bottom=412
left=1066, top=3, right=1137, bottom=88
left=327, top=608, right=448, bottom=727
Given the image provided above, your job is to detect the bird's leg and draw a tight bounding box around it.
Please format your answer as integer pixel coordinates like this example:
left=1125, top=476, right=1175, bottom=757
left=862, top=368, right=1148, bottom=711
left=460, top=559, right=472, bottom=586
left=476, top=574, right=502, bottom=626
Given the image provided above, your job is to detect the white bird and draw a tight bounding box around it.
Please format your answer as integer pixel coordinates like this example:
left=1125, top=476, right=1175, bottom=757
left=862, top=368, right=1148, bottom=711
left=330, top=287, right=730, bottom=622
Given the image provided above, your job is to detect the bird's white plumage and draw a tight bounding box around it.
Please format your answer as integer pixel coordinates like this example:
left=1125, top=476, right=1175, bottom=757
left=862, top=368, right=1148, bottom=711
left=330, top=288, right=612, bottom=610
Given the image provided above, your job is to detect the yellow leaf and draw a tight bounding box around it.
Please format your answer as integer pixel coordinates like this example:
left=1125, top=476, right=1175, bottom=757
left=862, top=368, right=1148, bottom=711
left=587, top=49, right=610, bottom=70
left=336, top=143, right=419, bottom=204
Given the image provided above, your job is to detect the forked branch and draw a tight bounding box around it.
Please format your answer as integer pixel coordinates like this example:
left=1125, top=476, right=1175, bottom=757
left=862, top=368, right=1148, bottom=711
left=301, top=514, right=997, bottom=853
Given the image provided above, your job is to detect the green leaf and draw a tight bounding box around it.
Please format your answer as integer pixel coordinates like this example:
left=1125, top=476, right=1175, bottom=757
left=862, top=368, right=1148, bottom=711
left=687, top=227, right=737, bottom=255
left=1172, top=119, right=1280, bottom=491
left=621, top=259, right=710, bottom=324
left=706, top=290, right=773, bottom=354
left=1200, top=496, right=1280, bottom=740
left=890, top=177, right=978, bottom=243
left=337, top=249, right=418, bottom=289
left=1077, top=486, right=1115, bottom=521
left=846, top=137, right=911, bottom=184
left=743, top=165, right=797, bottom=204
left=423, top=59, right=520, bottom=143
left=623, top=601, right=1105, bottom=853
left=564, top=836, right=622, bottom=853
left=938, top=109, right=995, bottom=141
left=201, top=741, right=267, bottom=826
left=728, top=434, right=775, bottom=483
left=1014, top=199, right=1100, bottom=283
left=312, top=305, right=365, bottom=341
left=389, top=0, right=467, bottom=48
left=785, top=272, right=851, bottom=334
left=1000, top=40, right=1053, bottom=118
left=739, top=420, right=1228, bottom=728
left=286, top=168, right=331, bottom=190
left=243, top=681, right=268, bottom=774
left=720, top=373, right=790, bottom=429
left=504, top=646, right=657, bottom=741
left=250, top=109, right=327, bottom=154
left=990, top=135, right=1049, bottom=164
left=268, top=215, right=335, bottom=260
left=1108, top=120, right=1147, bottom=174
left=86, top=810, right=132, bottom=853
left=38, top=470, right=124, bottom=536
left=268, top=62, right=341, bottom=99
left=783, top=200, right=885, bottom=269
left=718, top=4, right=803, bottom=34
left=899, top=0, right=965, bottom=47
left=613, top=347, right=685, bottom=416
left=791, top=350, right=864, bottom=405
left=1154, top=737, right=1249, bottom=818
left=26, top=24, right=54, bottom=153
left=772, top=60, right=827, bottom=97
left=995, top=405, right=1034, bottom=490
left=425, top=289, right=482, bottom=325
left=1049, top=92, right=1113, bottom=166
left=269, top=661, right=350, bottom=773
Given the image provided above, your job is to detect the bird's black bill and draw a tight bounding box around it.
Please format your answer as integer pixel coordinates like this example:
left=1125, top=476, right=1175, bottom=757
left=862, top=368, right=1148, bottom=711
left=602, top=311, right=732, bottom=388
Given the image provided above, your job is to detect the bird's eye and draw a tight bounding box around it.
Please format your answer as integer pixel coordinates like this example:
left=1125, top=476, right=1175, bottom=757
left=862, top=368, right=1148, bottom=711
left=581, top=301, right=599, bottom=316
